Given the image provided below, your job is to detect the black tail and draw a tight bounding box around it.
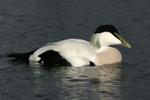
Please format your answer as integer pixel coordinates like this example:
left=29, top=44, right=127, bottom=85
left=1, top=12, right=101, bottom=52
left=8, top=50, right=36, bottom=61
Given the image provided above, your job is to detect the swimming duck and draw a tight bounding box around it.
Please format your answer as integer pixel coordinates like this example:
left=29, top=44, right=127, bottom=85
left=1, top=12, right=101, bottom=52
left=8, top=25, right=131, bottom=67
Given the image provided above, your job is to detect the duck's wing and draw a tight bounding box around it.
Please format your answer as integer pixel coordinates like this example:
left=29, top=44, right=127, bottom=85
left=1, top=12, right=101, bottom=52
left=29, top=39, right=96, bottom=67
left=52, top=39, right=96, bottom=67
left=8, top=39, right=95, bottom=67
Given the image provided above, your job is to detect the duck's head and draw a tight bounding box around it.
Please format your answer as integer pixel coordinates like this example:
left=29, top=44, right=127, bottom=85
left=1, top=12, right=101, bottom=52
left=90, top=25, right=131, bottom=50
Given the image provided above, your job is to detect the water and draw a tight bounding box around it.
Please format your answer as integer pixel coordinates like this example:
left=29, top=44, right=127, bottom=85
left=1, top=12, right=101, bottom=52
left=0, top=0, right=150, bottom=100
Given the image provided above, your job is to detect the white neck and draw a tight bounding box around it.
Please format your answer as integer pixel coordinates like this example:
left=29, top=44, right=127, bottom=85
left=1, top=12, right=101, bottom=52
left=95, top=46, right=111, bottom=53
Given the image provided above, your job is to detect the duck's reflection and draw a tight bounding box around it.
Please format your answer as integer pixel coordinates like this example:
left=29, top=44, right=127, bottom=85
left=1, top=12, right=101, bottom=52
left=30, top=63, right=122, bottom=100
left=95, top=63, right=122, bottom=99
left=62, top=63, right=122, bottom=100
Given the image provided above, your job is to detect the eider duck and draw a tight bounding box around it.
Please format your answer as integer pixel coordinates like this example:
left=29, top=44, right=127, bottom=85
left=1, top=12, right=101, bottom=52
left=8, top=25, right=131, bottom=67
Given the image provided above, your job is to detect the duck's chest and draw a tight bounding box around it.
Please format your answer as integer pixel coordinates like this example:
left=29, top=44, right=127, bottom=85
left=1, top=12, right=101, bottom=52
left=94, top=48, right=122, bottom=66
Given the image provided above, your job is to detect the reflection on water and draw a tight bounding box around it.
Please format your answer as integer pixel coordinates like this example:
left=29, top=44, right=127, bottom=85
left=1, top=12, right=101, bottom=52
left=95, top=64, right=122, bottom=99
left=30, top=63, right=122, bottom=99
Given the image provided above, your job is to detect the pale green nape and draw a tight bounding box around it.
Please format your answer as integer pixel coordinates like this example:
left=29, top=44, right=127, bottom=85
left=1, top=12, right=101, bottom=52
left=90, top=33, right=101, bottom=50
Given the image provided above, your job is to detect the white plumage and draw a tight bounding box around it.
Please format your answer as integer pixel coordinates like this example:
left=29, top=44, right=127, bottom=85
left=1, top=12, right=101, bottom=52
left=29, top=39, right=96, bottom=67
left=9, top=25, right=131, bottom=67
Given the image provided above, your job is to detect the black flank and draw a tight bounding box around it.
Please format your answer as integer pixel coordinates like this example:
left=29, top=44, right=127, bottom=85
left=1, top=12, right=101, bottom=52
left=90, top=61, right=95, bottom=66
left=39, top=50, right=71, bottom=66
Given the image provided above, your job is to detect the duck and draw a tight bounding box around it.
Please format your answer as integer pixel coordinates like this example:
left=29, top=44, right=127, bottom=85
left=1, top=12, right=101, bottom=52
left=8, top=25, right=131, bottom=67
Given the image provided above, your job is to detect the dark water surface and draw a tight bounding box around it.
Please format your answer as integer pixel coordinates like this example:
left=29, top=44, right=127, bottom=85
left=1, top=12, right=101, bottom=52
left=0, top=0, right=150, bottom=100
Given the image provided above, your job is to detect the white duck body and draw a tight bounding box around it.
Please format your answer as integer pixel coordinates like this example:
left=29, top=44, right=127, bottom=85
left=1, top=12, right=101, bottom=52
left=29, top=39, right=96, bottom=67
left=29, top=39, right=122, bottom=67
left=29, top=32, right=123, bottom=67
